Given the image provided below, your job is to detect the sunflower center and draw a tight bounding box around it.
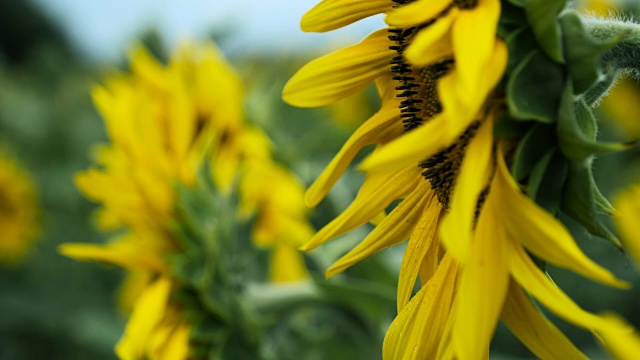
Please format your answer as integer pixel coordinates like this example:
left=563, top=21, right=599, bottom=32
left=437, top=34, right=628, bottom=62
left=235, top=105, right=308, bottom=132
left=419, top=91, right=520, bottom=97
left=419, top=123, right=481, bottom=207
left=389, top=24, right=473, bottom=207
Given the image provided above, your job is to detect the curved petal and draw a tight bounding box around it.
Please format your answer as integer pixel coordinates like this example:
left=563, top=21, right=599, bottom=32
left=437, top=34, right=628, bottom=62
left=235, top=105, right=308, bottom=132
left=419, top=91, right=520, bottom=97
left=302, top=0, right=391, bottom=32
left=385, top=0, right=453, bottom=26
left=271, top=245, right=309, bottom=282
left=301, top=164, right=421, bottom=251
left=403, top=8, right=458, bottom=66
left=508, top=238, right=620, bottom=332
left=359, top=113, right=458, bottom=172
left=306, top=102, right=402, bottom=207
left=59, top=236, right=166, bottom=273
left=383, top=255, right=458, bottom=360
left=451, top=193, right=510, bottom=360
left=494, top=149, right=627, bottom=289
left=440, top=114, right=493, bottom=264
left=283, top=29, right=394, bottom=107
left=397, top=191, right=441, bottom=310
left=502, top=281, right=588, bottom=360
left=116, top=277, right=172, bottom=360
left=451, top=0, right=500, bottom=96
left=597, top=314, right=640, bottom=360
left=326, top=181, right=432, bottom=278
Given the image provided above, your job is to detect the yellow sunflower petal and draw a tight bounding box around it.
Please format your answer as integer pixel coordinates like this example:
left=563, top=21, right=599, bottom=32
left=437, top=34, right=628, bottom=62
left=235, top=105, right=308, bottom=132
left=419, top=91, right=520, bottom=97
left=597, top=314, right=640, bottom=360
left=452, top=194, right=510, bottom=360
left=494, top=149, right=627, bottom=289
left=271, top=245, right=309, bottom=282
left=305, top=102, right=402, bottom=207
left=116, top=277, right=172, bottom=360
left=157, top=323, right=190, bottom=360
left=403, top=8, right=458, bottom=66
left=360, top=113, right=456, bottom=172
left=301, top=164, right=421, bottom=251
left=397, top=191, right=441, bottom=310
left=440, top=114, right=493, bottom=264
left=614, top=185, right=640, bottom=270
left=383, top=255, right=458, bottom=360
left=508, top=239, right=614, bottom=331
left=501, top=281, right=588, bottom=360
left=283, top=29, right=394, bottom=107
left=385, top=0, right=453, bottom=26
left=451, top=0, right=500, bottom=96
left=59, top=236, right=165, bottom=273
left=302, top=0, right=391, bottom=32
left=326, top=181, right=432, bottom=278
left=438, top=39, right=507, bottom=135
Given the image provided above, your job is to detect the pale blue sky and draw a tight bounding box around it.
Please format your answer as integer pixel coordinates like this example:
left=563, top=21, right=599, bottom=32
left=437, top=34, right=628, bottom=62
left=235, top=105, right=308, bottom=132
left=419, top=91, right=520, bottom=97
left=31, top=0, right=384, bottom=62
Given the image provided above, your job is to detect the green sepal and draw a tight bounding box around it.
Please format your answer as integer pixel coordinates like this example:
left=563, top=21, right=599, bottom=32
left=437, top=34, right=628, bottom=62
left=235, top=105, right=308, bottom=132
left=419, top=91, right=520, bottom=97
left=505, top=27, right=539, bottom=74
left=560, top=160, right=622, bottom=248
left=557, top=82, right=629, bottom=161
left=493, top=113, right=533, bottom=138
left=499, top=0, right=527, bottom=38
left=524, top=0, right=567, bottom=63
left=507, top=50, right=564, bottom=123
left=527, top=148, right=568, bottom=215
left=511, top=123, right=555, bottom=181
left=560, top=11, right=618, bottom=95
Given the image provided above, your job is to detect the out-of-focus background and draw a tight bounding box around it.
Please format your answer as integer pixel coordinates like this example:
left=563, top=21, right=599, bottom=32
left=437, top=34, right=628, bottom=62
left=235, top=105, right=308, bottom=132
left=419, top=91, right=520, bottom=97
left=1, top=0, right=640, bottom=359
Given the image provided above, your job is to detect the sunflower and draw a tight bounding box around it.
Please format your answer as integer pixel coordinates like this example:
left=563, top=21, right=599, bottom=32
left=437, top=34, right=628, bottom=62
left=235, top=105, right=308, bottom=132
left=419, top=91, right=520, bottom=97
left=60, top=42, right=312, bottom=359
left=285, top=0, right=640, bottom=358
left=0, top=150, right=39, bottom=265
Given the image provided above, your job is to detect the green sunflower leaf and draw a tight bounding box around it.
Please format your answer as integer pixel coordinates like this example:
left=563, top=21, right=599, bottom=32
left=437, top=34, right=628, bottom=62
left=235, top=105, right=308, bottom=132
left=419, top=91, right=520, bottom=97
left=560, top=160, right=622, bottom=248
left=560, top=11, right=618, bottom=95
left=507, top=50, right=564, bottom=123
left=524, top=0, right=567, bottom=63
left=557, top=82, right=629, bottom=161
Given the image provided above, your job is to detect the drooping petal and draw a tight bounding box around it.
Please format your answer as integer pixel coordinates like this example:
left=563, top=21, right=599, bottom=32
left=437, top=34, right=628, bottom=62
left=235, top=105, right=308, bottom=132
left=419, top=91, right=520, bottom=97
left=501, top=281, right=588, bottom=360
left=508, top=238, right=620, bottom=332
left=59, top=236, right=166, bottom=273
left=385, top=0, right=453, bottom=26
left=156, top=323, right=191, bottom=360
left=438, top=39, right=507, bottom=137
left=271, top=245, right=308, bottom=282
left=440, top=114, right=493, bottom=264
left=283, top=29, right=394, bottom=107
left=494, top=148, right=627, bottom=288
left=383, top=255, right=458, bottom=360
left=326, top=181, right=432, bottom=278
left=116, top=277, right=172, bottom=360
left=614, top=185, right=640, bottom=270
left=451, top=192, right=510, bottom=360
left=597, top=314, right=640, bottom=360
left=403, top=9, right=458, bottom=66
left=305, top=102, right=402, bottom=207
left=301, top=164, right=421, bottom=251
left=359, top=113, right=456, bottom=172
left=451, top=0, right=501, bottom=97
left=302, top=0, right=392, bottom=32
left=397, top=190, right=441, bottom=310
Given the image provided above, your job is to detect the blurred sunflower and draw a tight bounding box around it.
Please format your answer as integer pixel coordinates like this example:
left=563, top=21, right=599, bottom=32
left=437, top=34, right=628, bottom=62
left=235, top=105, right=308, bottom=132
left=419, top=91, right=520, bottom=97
left=60, top=42, right=312, bottom=359
left=285, top=0, right=640, bottom=358
left=0, top=150, right=39, bottom=265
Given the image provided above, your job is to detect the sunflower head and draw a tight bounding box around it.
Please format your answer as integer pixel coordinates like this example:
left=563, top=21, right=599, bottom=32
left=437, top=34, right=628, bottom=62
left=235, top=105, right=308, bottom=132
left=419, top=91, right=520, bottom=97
left=0, top=150, right=39, bottom=265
